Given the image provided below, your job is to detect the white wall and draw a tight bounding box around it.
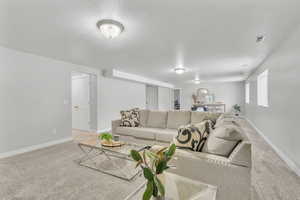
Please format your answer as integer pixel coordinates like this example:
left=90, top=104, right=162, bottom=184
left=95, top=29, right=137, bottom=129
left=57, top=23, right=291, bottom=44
left=98, top=77, right=146, bottom=130
left=0, top=47, right=73, bottom=153
left=158, top=87, right=172, bottom=111
left=0, top=46, right=146, bottom=154
left=178, top=82, right=245, bottom=112
left=245, top=26, right=300, bottom=172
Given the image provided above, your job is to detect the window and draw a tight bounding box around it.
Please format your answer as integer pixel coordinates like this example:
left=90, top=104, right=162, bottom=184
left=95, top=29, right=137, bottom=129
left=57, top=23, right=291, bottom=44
left=245, top=82, right=250, bottom=104
left=257, top=69, right=269, bottom=107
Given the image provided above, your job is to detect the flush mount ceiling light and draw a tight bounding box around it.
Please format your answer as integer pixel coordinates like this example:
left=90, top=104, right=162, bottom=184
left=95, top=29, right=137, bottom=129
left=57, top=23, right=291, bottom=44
left=96, top=19, right=124, bottom=39
left=174, top=66, right=186, bottom=74
left=194, top=79, right=201, bottom=84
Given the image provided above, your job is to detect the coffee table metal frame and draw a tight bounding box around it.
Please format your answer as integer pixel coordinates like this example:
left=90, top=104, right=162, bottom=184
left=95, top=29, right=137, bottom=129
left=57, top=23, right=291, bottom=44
left=76, top=141, right=147, bottom=181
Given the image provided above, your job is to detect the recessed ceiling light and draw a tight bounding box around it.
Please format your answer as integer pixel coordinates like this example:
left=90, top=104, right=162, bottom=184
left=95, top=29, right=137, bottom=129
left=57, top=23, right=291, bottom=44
left=256, top=35, right=265, bottom=43
left=96, top=19, right=124, bottom=39
left=174, top=66, right=186, bottom=74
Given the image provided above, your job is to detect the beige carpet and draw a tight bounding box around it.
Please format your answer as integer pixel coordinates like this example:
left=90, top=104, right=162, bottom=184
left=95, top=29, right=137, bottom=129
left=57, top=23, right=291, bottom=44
left=239, top=120, right=300, bottom=200
left=0, top=140, right=144, bottom=200
left=1, top=123, right=300, bottom=200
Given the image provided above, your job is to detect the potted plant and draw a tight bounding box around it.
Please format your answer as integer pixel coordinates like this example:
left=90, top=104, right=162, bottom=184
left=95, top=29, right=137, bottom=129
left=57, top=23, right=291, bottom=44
left=130, top=144, right=176, bottom=200
left=233, top=104, right=241, bottom=116
left=98, top=132, right=113, bottom=143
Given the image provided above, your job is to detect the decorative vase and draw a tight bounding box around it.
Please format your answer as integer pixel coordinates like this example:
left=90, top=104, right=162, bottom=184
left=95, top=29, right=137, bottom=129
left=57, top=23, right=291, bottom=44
left=152, top=173, right=166, bottom=200
left=156, top=173, right=166, bottom=186
left=152, top=197, right=165, bottom=200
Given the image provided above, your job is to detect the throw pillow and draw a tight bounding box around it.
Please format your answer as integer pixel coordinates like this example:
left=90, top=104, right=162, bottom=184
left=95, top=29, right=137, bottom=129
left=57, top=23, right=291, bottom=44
left=202, top=125, right=243, bottom=157
left=120, top=108, right=140, bottom=127
left=173, top=120, right=213, bottom=152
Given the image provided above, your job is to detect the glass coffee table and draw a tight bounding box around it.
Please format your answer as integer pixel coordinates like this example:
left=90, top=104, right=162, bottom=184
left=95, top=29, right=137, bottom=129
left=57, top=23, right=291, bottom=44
left=124, top=172, right=217, bottom=200
left=76, top=138, right=149, bottom=181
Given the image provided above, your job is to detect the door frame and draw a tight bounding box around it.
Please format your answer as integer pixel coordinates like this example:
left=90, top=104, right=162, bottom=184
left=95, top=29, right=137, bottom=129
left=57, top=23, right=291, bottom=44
left=71, top=70, right=98, bottom=132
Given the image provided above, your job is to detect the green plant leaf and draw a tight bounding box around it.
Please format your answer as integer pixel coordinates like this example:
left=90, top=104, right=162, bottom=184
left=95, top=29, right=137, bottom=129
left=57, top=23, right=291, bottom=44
left=130, top=150, right=142, bottom=162
left=154, top=176, right=165, bottom=197
left=143, top=181, right=154, bottom=200
left=153, top=182, right=158, bottom=197
left=166, top=144, right=176, bottom=157
left=145, top=150, right=159, bottom=160
left=135, top=160, right=142, bottom=168
left=156, top=160, right=167, bottom=174
left=157, top=147, right=168, bottom=155
left=99, top=133, right=113, bottom=141
left=143, top=167, right=154, bottom=181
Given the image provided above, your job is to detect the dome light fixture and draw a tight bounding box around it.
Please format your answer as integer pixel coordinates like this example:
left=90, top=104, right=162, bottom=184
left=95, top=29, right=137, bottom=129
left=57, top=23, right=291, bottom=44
left=174, top=66, right=186, bottom=74
left=96, top=19, right=124, bottom=39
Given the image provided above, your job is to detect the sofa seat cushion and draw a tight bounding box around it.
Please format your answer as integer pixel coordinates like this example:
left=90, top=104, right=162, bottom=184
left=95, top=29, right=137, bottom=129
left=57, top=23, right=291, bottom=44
left=150, top=145, right=229, bottom=162
left=155, top=129, right=178, bottom=142
left=175, top=148, right=229, bottom=162
left=115, top=127, right=177, bottom=142
left=115, top=127, right=156, bottom=140
left=146, top=111, right=168, bottom=128
left=167, top=111, right=191, bottom=129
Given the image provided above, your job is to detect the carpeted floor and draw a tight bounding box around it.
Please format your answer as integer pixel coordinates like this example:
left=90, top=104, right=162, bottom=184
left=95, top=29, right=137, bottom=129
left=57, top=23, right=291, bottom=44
left=0, top=141, right=144, bottom=200
left=0, top=121, right=300, bottom=200
left=239, top=120, right=300, bottom=200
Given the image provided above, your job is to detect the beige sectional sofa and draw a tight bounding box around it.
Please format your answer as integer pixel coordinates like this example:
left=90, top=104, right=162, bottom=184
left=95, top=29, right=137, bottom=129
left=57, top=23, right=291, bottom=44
left=111, top=110, right=251, bottom=200
left=112, top=110, right=220, bottom=142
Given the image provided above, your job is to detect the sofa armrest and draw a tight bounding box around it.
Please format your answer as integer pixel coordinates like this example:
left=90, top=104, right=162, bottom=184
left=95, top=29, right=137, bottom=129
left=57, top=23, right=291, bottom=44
left=169, top=153, right=251, bottom=200
left=111, top=119, right=122, bottom=135
left=229, top=141, right=252, bottom=168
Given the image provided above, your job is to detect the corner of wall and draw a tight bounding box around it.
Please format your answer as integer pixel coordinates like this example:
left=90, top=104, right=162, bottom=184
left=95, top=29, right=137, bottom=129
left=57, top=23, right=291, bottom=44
left=245, top=118, right=300, bottom=177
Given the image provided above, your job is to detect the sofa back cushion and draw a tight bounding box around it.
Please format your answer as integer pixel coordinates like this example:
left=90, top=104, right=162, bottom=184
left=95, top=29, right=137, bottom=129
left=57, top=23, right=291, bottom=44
left=216, top=113, right=236, bottom=124
left=146, top=111, right=168, bottom=128
left=202, top=125, right=243, bottom=157
left=191, top=112, right=221, bottom=124
left=167, top=111, right=191, bottom=129
left=139, top=109, right=149, bottom=127
left=215, top=118, right=240, bottom=128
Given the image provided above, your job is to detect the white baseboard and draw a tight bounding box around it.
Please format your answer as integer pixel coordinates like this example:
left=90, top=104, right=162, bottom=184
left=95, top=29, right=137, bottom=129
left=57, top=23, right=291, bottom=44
left=245, top=118, right=300, bottom=177
left=97, top=128, right=111, bottom=134
left=0, top=137, right=72, bottom=159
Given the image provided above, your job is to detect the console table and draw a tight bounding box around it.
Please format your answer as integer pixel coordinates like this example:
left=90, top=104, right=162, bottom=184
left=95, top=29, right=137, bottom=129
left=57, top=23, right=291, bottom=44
left=191, top=103, right=226, bottom=113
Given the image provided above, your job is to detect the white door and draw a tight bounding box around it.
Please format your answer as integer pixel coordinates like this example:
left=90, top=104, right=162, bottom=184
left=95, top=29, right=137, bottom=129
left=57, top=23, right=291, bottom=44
left=146, top=85, right=158, bottom=110
left=72, top=74, right=90, bottom=131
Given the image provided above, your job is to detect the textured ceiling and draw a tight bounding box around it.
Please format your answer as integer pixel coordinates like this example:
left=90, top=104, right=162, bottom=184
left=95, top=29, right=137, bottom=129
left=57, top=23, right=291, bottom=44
left=0, top=0, right=299, bottom=84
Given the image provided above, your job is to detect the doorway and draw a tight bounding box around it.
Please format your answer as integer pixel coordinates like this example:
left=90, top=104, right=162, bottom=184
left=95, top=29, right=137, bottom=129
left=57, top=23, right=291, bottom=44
left=174, top=89, right=181, bottom=110
left=146, top=85, right=158, bottom=110
left=71, top=71, right=97, bottom=132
